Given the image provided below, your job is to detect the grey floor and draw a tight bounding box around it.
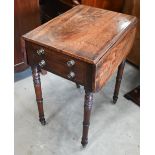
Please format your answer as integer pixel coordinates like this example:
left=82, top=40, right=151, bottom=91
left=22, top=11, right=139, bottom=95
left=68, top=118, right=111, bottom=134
left=15, top=63, right=140, bottom=155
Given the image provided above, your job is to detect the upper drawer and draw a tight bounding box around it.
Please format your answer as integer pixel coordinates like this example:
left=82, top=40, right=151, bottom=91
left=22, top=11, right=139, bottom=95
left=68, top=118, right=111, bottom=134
left=25, top=42, right=92, bottom=86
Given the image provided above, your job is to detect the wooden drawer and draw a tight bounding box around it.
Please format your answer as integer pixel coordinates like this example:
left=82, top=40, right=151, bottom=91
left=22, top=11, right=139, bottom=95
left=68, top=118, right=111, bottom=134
left=25, top=42, right=93, bottom=87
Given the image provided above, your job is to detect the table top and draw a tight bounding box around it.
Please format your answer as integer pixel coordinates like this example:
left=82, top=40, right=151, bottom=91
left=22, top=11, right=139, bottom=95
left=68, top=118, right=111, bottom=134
left=23, top=5, right=137, bottom=64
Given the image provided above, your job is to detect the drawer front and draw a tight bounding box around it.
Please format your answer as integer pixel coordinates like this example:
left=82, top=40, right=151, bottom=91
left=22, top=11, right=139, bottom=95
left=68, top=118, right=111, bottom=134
left=25, top=42, right=93, bottom=87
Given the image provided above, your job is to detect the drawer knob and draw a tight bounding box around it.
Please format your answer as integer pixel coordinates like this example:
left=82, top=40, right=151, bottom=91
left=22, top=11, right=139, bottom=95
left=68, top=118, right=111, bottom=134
left=39, top=60, right=46, bottom=68
left=67, top=71, right=75, bottom=79
left=67, top=60, right=75, bottom=67
left=37, top=48, right=45, bottom=55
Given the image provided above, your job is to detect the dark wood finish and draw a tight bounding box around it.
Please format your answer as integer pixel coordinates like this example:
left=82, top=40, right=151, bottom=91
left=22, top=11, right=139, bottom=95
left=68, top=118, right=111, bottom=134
left=25, top=42, right=92, bottom=87
left=14, top=0, right=41, bottom=72
left=23, top=5, right=137, bottom=146
left=40, top=0, right=139, bottom=70
left=23, top=5, right=137, bottom=65
left=82, top=0, right=124, bottom=12
left=39, top=0, right=124, bottom=24
left=32, top=66, right=46, bottom=125
left=23, top=5, right=137, bottom=91
left=113, top=60, right=126, bottom=104
left=81, top=89, right=93, bottom=147
left=94, top=27, right=136, bottom=91
left=124, top=85, right=140, bottom=106
left=60, top=0, right=81, bottom=6
left=40, top=0, right=72, bottom=23
left=123, top=0, right=140, bottom=66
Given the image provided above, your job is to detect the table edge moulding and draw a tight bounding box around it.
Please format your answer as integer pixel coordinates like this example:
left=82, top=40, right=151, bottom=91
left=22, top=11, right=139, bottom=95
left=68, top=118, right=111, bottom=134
left=23, top=5, right=137, bottom=64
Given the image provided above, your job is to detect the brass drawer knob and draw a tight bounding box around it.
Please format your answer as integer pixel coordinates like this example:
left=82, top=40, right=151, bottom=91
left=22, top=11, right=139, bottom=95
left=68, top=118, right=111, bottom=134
left=39, top=60, right=46, bottom=68
left=67, top=60, right=75, bottom=67
left=37, top=48, right=45, bottom=55
left=67, top=71, right=75, bottom=79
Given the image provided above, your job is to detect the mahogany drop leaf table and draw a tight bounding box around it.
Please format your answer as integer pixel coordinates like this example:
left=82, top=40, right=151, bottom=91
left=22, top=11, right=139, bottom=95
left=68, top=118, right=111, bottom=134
left=23, top=5, right=137, bottom=147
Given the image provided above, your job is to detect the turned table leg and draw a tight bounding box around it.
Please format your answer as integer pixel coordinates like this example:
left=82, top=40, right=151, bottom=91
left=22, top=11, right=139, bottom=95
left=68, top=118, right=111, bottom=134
left=81, top=89, right=93, bottom=147
left=113, top=60, right=126, bottom=104
left=32, top=66, right=46, bottom=125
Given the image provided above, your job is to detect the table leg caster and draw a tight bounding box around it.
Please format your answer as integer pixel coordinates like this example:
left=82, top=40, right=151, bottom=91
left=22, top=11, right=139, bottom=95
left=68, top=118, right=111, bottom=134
left=39, top=116, right=46, bottom=125
left=113, top=96, right=118, bottom=104
left=81, top=138, right=88, bottom=148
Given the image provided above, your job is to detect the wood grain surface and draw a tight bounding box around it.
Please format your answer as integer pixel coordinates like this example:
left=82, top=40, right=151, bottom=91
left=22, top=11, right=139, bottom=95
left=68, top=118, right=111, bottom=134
left=23, top=5, right=137, bottom=92
left=23, top=5, right=137, bottom=64
left=94, top=28, right=136, bottom=91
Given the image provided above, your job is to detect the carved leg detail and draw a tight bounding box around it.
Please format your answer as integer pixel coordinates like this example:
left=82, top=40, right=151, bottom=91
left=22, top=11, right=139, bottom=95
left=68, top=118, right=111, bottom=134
left=113, top=60, right=126, bottom=104
left=81, top=89, right=93, bottom=147
left=32, top=66, right=46, bottom=125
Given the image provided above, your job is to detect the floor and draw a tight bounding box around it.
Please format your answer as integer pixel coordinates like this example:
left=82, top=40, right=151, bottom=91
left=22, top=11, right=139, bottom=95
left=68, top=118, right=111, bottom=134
left=14, top=63, right=140, bottom=155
